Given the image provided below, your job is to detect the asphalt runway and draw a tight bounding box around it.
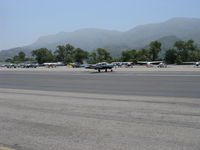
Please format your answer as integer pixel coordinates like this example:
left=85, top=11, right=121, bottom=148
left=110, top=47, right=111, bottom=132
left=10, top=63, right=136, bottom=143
left=0, top=69, right=200, bottom=150
left=0, top=70, right=200, bottom=98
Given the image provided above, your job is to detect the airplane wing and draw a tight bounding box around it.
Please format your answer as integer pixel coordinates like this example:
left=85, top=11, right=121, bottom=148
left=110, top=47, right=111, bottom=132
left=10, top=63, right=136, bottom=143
left=137, top=61, right=163, bottom=65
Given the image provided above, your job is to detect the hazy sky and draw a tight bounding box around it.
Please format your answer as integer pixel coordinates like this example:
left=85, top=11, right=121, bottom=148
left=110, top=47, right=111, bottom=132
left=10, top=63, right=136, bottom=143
left=1, top=0, right=200, bottom=50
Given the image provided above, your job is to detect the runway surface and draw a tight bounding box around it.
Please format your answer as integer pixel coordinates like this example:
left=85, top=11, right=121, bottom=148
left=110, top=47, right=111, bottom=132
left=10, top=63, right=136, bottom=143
left=0, top=69, right=200, bottom=98
left=0, top=69, right=200, bottom=150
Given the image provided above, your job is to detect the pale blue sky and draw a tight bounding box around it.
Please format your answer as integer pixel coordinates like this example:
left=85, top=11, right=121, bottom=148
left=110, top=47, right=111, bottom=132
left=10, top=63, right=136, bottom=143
left=1, top=0, right=200, bottom=50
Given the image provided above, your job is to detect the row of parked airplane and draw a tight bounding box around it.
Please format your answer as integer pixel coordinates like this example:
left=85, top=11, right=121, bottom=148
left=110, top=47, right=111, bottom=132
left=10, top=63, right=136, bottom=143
left=84, top=61, right=200, bottom=72
left=0, top=62, right=65, bottom=68
left=1, top=61, right=199, bottom=72
left=0, top=62, right=39, bottom=68
left=85, top=61, right=169, bottom=72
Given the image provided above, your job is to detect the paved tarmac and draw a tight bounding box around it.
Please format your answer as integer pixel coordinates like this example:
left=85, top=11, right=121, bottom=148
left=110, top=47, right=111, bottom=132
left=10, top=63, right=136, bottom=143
left=0, top=69, right=200, bottom=98
left=0, top=68, right=200, bottom=150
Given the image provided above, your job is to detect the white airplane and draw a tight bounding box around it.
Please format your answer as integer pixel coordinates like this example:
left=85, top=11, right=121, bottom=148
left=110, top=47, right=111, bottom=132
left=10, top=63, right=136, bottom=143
left=137, top=61, right=165, bottom=67
left=195, top=61, right=200, bottom=67
left=43, top=62, right=64, bottom=68
left=182, top=61, right=200, bottom=67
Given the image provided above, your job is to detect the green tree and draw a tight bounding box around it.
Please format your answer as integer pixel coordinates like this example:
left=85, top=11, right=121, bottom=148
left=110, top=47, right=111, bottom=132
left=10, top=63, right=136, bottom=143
left=64, top=55, right=74, bottom=64
left=121, top=49, right=138, bottom=62
left=189, top=51, right=200, bottom=61
left=179, top=49, right=189, bottom=62
left=96, top=48, right=112, bottom=62
left=5, top=58, right=13, bottom=63
left=165, top=49, right=177, bottom=64
left=174, top=41, right=185, bottom=51
left=5, top=51, right=33, bottom=63
left=88, top=52, right=97, bottom=64
left=174, top=40, right=198, bottom=62
left=54, top=45, right=66, bottom=62
left=11, top=51, right=26, bottom=62
left=185, top=40, right=197, bottom=52
left=32, top=48, right=55, bottom=64
left=65, top=44, right=75, bottom=56
left=73, top=48, right=88, bottom=64
left=13, top=55, right=20, bottom=63
left=149, top=41, right=162, bottom=61
left=18, top=51, right=26, bottom=61
left=175, top=55, right=182, bottom=65
left=137, top=48, right=150, bottom=61
left=54, top=44, right=75, bottom=64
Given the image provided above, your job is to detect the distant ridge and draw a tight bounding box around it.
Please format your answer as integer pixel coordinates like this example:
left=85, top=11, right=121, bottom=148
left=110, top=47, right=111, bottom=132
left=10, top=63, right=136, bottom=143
left=1, top=17, right=200, bottom=60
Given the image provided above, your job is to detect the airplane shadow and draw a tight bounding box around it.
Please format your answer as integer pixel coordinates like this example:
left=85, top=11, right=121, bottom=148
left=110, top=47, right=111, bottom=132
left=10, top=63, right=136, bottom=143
left=89, top=71, right=115, bottom=74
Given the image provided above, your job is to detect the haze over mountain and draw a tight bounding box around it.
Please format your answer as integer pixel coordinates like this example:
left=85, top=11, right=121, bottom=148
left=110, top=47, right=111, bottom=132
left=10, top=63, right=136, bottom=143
left=1, top=17, right=200, bottom=60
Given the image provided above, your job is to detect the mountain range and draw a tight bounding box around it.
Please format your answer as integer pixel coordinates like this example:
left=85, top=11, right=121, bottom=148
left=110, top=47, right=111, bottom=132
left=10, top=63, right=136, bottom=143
left=1, top=17, right=200, bottom=60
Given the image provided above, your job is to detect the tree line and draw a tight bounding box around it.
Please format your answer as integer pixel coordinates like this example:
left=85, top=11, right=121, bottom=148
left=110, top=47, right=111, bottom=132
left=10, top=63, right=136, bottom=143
left=5, top=40, right=200, bottom=64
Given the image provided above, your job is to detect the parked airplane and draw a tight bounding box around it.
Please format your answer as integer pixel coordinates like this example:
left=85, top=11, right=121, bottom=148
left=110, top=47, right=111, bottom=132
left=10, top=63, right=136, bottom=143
left=157, top=62, right=167, bottom=68
left=137, top=61, right=165, bottom=67
left=69, top=63, right=88, bottom=68
left=182, top=61, right=200, bottom=67
left=86, top=62, right=114, bottom=72
left=196, top=61, right=200, bottom=67
left=0, top=62, right=17, bottom=68
left=112, top=62, right=134, bottom=67
left=19, top=62, right=39, bottom=68
left=43, top=62, right=65, bottom=68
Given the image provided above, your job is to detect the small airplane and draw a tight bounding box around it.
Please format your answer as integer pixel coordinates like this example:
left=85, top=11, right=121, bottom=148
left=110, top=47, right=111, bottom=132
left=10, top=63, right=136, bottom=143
left=43, top=62, right=65, bottom=68
left=112, top=62, right=134, bottom=67
left=86, top=62, right=114, bottom=72
left=137, top=61, right=164, bottom=67
left=0, top=62, right=17, bottom=68
left=19, top=62, right=39, bottom=68
left=195, top=61, right=200, bottom=67
left=182, top=61, right=200, bottom=67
